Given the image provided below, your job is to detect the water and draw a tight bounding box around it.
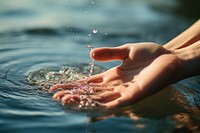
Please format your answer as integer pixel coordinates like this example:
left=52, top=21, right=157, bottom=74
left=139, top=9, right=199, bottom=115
left=0, top=0, right=200, bottom=133
left=27, top=66, right=107, bottom=110
left=87, top=45, right=94, bottom=77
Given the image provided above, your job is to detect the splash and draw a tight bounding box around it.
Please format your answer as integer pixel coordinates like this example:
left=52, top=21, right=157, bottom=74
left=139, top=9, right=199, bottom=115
left=87, top=45, right=94, bottom=77
left=27, top=65, right=107, bottom=110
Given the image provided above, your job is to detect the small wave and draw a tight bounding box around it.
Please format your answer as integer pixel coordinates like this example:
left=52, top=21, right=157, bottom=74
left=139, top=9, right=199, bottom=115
left=171, top=81, right=200, bottom=115
left=0, top=26, right=86, bottom=37
left=0, top=9, right=36, bottom=17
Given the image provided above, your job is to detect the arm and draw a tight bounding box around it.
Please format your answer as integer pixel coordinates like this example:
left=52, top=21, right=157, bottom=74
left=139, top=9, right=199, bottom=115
left=173, top=40, right=200, bottom=78
left=164, top=19, right=200, bottom=50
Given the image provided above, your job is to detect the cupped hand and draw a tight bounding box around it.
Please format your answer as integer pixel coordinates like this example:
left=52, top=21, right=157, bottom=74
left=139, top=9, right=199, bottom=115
left=51, top=42, right=182, bottom=108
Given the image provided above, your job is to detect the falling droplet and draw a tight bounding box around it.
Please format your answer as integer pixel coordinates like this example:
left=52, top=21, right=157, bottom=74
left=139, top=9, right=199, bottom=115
left=87, top=45, right=94, bottom=77
left=87, top=45, right=93, bottom=51
left=92, top=29, right=98, bottom=34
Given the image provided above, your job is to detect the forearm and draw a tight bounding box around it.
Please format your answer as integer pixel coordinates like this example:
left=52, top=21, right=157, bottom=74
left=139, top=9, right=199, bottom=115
left=164, top=19, right=200, bottom=50
left=173, top=40, right=200, bottom=79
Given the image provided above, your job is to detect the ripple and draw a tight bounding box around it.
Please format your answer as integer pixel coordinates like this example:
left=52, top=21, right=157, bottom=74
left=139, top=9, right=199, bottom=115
left=26, top=64, right=107, bottom=110
left=0, top=0, right=199, bottom=132
left=171, top=82, right=200, bottom=115
left=0, top=9, right=36, bottom=17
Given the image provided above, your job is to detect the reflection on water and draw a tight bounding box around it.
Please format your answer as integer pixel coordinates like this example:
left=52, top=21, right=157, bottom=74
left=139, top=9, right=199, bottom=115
left=170, top=113, right=200, bottom=132
left=172, top=81, right=200, bottom=115
left=0, top=0, right=200, bottom=133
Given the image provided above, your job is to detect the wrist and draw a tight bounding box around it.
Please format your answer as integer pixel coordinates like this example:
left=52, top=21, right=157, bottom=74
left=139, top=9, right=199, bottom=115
left=164, top=33, right=199, bottom=50
left=164, top=19, right=200, bottom=50
left=172, top=40, right=200, bottom=78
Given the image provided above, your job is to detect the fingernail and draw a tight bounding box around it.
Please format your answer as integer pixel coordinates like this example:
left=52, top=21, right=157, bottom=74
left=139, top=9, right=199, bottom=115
left=91, top=51, right=95, bottom=58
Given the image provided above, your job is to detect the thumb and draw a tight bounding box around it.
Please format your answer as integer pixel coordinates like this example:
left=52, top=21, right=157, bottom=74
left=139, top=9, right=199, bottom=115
left=90, top=46, right=129, bottom=62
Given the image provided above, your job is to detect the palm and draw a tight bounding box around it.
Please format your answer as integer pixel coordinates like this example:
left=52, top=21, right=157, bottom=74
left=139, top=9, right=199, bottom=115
left=95, top=43, right=168, bottom=84
left=86, top=43, right=180, bottom=108
left=51, top=43, right=181, bottom=108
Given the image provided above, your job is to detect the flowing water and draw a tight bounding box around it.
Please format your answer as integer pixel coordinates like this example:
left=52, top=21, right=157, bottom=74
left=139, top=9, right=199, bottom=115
left=0, top=0, right=200, bottom=133
left=87, top=45, right=94, bottom=77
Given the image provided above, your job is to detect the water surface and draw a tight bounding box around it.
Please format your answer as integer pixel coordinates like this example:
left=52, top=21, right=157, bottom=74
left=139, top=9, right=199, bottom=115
left=0, top=0, right=200, bottom=133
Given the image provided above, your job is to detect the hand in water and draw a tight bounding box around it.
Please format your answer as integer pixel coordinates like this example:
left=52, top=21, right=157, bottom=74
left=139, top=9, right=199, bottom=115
left=50, top=20, right=200, bottom=109
left=86, top=42, right=182, bottom=108
left=50, top=42, right=182, bottom=108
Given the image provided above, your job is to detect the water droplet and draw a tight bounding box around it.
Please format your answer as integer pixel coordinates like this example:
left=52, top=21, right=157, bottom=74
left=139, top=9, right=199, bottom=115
left=92, top=29, right=97, bottom=34
left=88, top=34, right=91, bottom=36
left=87, top=45, right=94, bottom=77
left=87, top=45, right=93, bottom=50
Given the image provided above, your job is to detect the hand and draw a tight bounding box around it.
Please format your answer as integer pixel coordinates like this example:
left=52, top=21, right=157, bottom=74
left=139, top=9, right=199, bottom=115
left=86, top=42, right=182, bottom=108
left=51, top=43, right=182, bottom=108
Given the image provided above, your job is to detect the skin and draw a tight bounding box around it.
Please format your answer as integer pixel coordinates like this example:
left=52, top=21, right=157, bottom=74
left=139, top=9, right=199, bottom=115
left=164, top=20, right=200, bottom=50
left=85, top=43, right=182, bottom=108
left=51, top=19, right=200, bottom=109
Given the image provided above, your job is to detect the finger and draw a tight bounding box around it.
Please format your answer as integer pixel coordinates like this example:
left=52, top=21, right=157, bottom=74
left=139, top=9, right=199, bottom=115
left=77, top=78, right=87, bottom=82
left=103, top=97, right=125, bottom=108
left=61, top=95, right=80, bottom=105
left=61, top=95, right=71, bottom=104
left=91, top=46, right=129, bottom=61
left=92, top=91, right=120, bottom=103
left=49, top=84, right=75, bottom=92
left=92, top=86, right=114, bottom=92
left=86, top=74, right=103, bottom=83
left=104, top=92, right=138, bottom=108
left=104, top=83, right=142, bottom=108
left=53, top=90, right=71, bottom=100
